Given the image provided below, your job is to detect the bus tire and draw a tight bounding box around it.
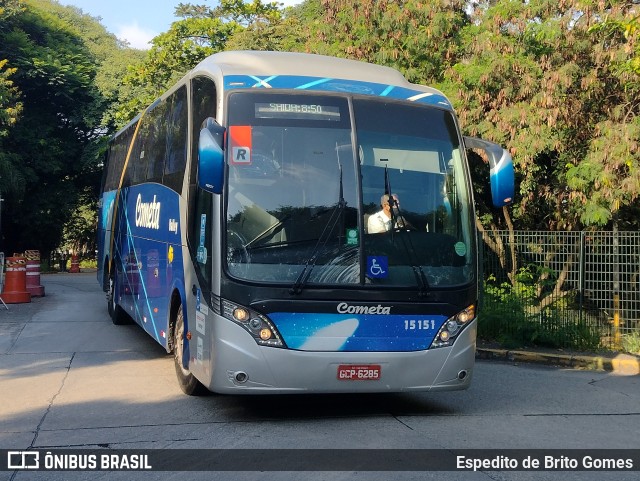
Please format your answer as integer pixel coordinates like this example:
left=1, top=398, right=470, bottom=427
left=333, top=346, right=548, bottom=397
left=174, top=304, right=206, bottom=395
left=108, top=272, right=129, bottom=325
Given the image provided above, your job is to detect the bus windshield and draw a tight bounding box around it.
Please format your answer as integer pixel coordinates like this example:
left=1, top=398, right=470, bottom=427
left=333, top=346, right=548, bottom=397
left=225, top=92, right=475, bottom=289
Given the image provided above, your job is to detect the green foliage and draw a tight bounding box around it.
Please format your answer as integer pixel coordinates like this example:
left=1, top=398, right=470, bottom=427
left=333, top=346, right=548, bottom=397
left=298, top=0, right=467, bottom=85
left=226, top=2, right=307, bottom=52
left=43, top=0, right=146, bottom=129
left=0, top=0, right=24, bottom=141
left=0, top=52, right=24, bottom=201
left=0, top=59, right=22, bottom=138
left=621, top=331, right=640, bottom=355
left=589, top=10, right=640, bottom=76
left=116, top=15, right=227, bottom=122
left=116, top=0, right=284, bottom=125
left=0, top=0, right=134, bottom=256
left=449, top=0, right=640, bottom=231
left=480, top=272, right=602, bottom=351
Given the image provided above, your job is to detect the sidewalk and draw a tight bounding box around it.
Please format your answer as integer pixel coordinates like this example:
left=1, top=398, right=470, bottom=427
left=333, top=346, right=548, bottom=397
left=476, top=343, right=640, bottom=375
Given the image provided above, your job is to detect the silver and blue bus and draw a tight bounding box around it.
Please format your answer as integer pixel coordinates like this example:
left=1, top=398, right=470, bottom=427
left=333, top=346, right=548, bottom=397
left=97, top=51, right=514, bottom=395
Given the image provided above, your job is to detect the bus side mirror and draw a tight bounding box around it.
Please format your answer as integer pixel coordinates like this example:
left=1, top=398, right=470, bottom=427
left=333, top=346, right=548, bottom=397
left=463, top=136, right=514, bottom=208
left=198, top=117, right=225, bottom=194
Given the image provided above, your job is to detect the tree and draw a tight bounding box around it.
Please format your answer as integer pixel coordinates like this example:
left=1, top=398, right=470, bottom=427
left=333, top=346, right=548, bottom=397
left=225, top=1, right=308, bottom=52
left=0, top=0, right=138, bottom=256
left=46, top=1, right=146, bottom=130
left=445, top=0, right=640, bottom=319
left=0, top=1, right=25, bottom=230
left=566, top=3, right=640, bottom=227
left=0, top=0, right=24, bottom=136
left=117, top=0, right=284, bottom=124
left=300, top=0, right=467, bottom=85
left=445, top=0, right=640, bottom=232
left=0, top=58, right=22, bottom=135
left=0, top=58, right=24, bottom=241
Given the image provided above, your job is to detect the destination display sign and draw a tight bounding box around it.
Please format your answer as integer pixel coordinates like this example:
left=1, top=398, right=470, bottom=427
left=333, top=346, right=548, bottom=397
left=255, top=103, right=341, bottom=121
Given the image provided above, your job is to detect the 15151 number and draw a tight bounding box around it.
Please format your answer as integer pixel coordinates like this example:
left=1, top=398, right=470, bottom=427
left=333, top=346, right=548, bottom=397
left=404, top=319, right=436, bottom=330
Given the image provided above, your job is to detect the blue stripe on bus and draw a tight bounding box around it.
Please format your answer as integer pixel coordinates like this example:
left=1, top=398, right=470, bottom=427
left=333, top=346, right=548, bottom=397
left=269, top=312, right=448, bottom=352
left=296, top=78, right=332, bottom=89
left=111, top=184, right=184, bottom=347
left=223, top=75, right=451, bottom=108
left=121, top=197, right=160, bottom=340
left=380, top=85, right=395, bottom=97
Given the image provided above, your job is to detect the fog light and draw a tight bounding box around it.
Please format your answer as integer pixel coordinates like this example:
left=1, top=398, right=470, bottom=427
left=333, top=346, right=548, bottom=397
left=260, top=328, right=272, bottom=340
left=446, top=320, right=458, bottom=332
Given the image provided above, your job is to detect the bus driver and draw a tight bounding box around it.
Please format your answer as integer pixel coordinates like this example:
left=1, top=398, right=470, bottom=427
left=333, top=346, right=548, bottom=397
left=367, top=194, right=400, bottom=233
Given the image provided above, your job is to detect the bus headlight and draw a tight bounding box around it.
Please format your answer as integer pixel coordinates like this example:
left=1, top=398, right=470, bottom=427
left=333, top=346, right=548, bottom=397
left=431, top=303, right=476, bottom=349
left=222, top=300, right=285, bottom=348
left=259, top=328, right=272, bottom=340
left=232, top=307, right=250, bottom=322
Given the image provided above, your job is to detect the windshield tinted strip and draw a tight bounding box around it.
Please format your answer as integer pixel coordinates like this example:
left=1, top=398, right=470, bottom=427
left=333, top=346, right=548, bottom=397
left=223, top=75, right=451, bottom=109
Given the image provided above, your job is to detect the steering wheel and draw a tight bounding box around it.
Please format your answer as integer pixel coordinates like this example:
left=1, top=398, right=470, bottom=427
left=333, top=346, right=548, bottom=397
left=230, top=149, right=280, bottom=181
left=226, top=230, right=250, bottom=265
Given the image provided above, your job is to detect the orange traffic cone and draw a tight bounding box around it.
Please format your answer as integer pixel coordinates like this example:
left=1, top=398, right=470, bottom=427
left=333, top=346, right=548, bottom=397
left=1, top=256, right=31, bottom=304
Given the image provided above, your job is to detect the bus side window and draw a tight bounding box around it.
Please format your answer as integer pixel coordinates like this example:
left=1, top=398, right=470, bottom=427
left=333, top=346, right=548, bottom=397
left=131, top=103, right=165, bottom=186
left=145, top=100, right=167, bottom=184
left=163, top=86, right=188, bottom=193
left=112, top=125, right=135, bottom=189
left=123, top=125, right=141, bottom=188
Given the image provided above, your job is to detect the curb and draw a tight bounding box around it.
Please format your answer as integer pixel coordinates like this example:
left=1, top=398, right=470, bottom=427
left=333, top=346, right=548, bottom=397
left=476, top=348, right=640, bottom=375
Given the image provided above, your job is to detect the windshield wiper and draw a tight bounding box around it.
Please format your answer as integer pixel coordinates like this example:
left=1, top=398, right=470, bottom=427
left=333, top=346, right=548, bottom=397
left=290, top=147, right=346, bottom=295
left=384, top=166, right=430, bottom=297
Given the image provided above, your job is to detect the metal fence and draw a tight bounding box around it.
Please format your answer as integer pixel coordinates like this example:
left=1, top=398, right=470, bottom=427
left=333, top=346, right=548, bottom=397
left=479, top=230, right=640, bottom=351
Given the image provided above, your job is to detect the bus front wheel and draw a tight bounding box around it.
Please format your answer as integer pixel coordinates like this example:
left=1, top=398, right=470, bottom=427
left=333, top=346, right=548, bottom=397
left=173, top=304, right=206, bottom=396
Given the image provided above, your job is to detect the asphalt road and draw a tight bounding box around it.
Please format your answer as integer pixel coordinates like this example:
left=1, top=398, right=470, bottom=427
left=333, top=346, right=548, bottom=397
left=1, top=273, right=639, bottom=481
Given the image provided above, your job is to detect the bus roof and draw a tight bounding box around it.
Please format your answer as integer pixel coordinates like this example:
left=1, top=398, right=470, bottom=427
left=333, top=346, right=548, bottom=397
left=197, top=51, right=409, bottom=85
left=112, top=51, right=452, bottom=140
left=192, top=51, right=449, bottom=105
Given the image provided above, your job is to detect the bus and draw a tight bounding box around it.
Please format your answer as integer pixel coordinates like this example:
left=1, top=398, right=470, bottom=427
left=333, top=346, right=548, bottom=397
left=97, top=50, right=514, bottom=395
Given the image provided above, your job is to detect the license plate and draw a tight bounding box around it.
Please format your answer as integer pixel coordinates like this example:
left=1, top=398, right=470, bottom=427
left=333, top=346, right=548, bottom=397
left=337, top=364, right=381, bottom=381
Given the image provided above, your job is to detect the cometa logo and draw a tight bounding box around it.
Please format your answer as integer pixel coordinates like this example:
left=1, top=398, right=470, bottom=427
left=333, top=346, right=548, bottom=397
left=135, top=194, right=161, bottom=230
left=337, top=302, right=391, bottom=315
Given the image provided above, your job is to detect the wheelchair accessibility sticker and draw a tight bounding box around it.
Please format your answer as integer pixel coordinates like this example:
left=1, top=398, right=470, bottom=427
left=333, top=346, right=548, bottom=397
left=367, top=256, right=388, bottom=278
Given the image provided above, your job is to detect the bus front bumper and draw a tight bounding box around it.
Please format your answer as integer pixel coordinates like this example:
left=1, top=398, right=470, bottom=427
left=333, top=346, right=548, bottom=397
left=203, top=319, right=477, bottom=394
